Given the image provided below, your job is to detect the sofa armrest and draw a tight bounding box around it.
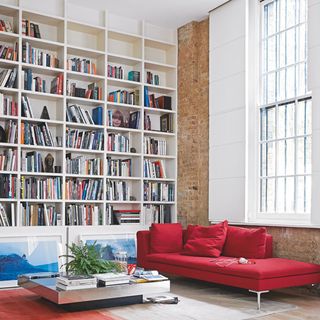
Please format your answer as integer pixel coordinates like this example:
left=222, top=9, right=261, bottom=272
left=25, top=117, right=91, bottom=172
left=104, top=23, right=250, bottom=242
left=265, top=234, right=273, bottom=258
left=137, top=230, right=151, bottom=267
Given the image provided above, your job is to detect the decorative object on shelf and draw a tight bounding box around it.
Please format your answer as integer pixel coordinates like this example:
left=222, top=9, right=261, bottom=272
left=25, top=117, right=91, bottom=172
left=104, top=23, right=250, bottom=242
left=44, top=153, right=54, bottom=173
left=112, top=109, right=125, bottom=127
left=40, top=106, right=50, bottom=119
left=56, top=136, right=62, bottom=147
left=54, top=166, right=61, bottom=173
left=60, top=241, right=123, bottom=275
left=0, top=125, right=6, bottom=143
left=130, top=147, right=136, bottom=153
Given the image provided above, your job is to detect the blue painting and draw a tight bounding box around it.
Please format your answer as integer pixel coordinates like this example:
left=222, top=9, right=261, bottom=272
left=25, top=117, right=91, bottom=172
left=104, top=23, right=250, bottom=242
left=86, top=237, right=136, bottom=264
left=0, top=240, right=59, bottom=281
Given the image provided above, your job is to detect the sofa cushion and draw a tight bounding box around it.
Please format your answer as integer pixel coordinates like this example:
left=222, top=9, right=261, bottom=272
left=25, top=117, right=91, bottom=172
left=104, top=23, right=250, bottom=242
left=146, top=253, right=320, bottom=280
left=182, top=221, right=228, bottom=257
left=182, top=238, right=222, bottom=257
left=184, top=224, right=198, bottom=243
left=150, top=223, right=183, bottom=253
left=222, top=226, right=267, bottom=259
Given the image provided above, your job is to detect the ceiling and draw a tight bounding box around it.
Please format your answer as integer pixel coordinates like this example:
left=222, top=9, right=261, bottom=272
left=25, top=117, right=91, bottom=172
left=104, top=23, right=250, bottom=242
left=72, top=0, right=228, bottom=29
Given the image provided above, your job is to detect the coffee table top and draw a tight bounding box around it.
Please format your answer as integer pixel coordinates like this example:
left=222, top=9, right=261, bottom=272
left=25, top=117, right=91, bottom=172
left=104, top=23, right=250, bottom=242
left=18, top=275, right=170, bottom=305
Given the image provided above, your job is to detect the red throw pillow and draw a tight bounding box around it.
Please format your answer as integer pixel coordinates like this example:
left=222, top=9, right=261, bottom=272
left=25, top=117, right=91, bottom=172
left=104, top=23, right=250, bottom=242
left=183, top=224, right=198, bottom=243
left=222, top=226, right=267, bottom=259
left=150, top=223, right=183, bottom=253
left=183, top=238, right=222, bottom=257
left=182, top=220, right=228, bottom=257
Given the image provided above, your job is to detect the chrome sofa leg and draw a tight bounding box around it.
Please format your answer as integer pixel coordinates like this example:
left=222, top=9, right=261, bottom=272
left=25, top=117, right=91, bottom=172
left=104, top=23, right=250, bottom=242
left=249, top=290, right=269, bottom=310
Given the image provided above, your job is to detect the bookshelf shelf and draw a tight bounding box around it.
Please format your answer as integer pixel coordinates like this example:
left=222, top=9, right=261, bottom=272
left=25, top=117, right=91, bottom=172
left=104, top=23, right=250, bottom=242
left=0, top=0, right=177, bottom=230
left=21, top=63, right=63, bottom=76
left=107, top=77, right=141, bottom=89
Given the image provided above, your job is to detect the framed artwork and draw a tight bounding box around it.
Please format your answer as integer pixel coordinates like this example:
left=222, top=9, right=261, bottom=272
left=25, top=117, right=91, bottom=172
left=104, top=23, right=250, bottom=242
left=160, top=114, right=169, bottom=132
left=0, top=227, right=66, bottom=287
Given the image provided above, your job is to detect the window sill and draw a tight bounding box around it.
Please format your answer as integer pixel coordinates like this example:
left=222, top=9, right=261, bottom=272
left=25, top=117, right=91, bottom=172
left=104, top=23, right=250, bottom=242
left=210, top=220, right=320, bottom=229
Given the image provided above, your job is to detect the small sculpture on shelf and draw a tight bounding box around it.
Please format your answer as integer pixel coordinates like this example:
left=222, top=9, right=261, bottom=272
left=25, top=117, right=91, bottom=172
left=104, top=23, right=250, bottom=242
left=45, top=153, right=54, bottom=173
left=40, top=106, right=50, bottom=120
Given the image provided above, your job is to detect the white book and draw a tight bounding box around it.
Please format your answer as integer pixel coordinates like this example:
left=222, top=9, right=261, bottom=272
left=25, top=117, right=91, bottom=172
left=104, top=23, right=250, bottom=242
left=11, top=203, right=15, bottom=227
left=1, top=69, right=12, bottom=87
left=56, top=283, right=97, bottom=291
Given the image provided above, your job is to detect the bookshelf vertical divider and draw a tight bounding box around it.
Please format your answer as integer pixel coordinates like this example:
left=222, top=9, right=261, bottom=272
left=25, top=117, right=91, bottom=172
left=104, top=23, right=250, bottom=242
left=0, top=0, right=177, bottom=231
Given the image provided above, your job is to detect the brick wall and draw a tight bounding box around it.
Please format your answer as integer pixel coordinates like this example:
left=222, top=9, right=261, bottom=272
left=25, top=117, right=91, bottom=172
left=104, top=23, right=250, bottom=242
left=177, top=19, right=320, bottom=266
left=177, top=20, right=210, bottom=227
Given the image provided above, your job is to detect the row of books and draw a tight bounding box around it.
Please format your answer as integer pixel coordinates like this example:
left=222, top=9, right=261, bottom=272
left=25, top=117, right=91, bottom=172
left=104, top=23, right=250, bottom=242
left=22, top=42, right=59, bottom=68
left=144, top=204, right=171, bottom=225
left=0, top=94, right=18, bottom=116
left=106, top=179, right=131, bottom=201
left=21, top=95, right=34, bottom=118
left=66, top=129, right=104, bottom=150
left=65, top=179, right=103, bottom=201
left=0, top=174, right=16, bottom=198
left=0, top=20, right=14, bottom=33
left=144, top=137, right=167, bottom=155
left=21, top=203, right=61, bottom=226
left=20, top=176, right=62, bottom=199
left=0, top=67, right=18, bottom=88
left=65, top=204, right=100, bottom=226
left=144, top=88, right=172, bottom=110
left=66, top=104, right=95, bottom=125
left=146, top=71, right=159, bottom=85
left=22, top=19, right=41, bottom=38
left=66, top=155, right=103, bottom=175
left=107, top=133, right=130, bottom=152
left=128, top=71, right=141, bottom=82
left=0, top=148, right=17, bottom=171
left=143, top=182, right=174, bottom=202
left=0, top=42, right=18, bottom=61
left=67, top=57, right=97, bottom=75
left=107, top=109, right=140, bottom=129
left=21, top=151, right=44, bottom=173
left=144, top=159, right=166, bottom=178
left=0, top=203, right=15, bottom=227
left=67, top=104, right=104, bottom=127
left=107, top=65, right=124, bottom=79
left=67, top=81, right=102, bottom=100
left=108, top=89, right=139, bottom=105
left=4, top=120, right=17, bottom=143
left=21, top=122, right=54, bottom=147
left=23, top=69, right=63, bottom=95
left=107, top=157, right=131, bottom=177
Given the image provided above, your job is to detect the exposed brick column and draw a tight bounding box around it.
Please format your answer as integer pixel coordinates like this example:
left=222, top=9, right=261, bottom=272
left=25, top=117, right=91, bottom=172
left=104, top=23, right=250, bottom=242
left=177, top=19, right=209, bottom=227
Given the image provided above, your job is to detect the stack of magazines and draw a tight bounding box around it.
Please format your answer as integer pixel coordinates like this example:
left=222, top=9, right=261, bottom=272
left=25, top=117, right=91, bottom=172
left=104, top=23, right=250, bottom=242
left=56, top=275, right=97, bottom=291
left=95, top=273, right=131, bottom=287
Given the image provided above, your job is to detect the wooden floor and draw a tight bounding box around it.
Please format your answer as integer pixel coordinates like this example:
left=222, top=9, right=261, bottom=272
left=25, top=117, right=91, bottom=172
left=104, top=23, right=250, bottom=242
left=169, top=277, right=320, bottom=320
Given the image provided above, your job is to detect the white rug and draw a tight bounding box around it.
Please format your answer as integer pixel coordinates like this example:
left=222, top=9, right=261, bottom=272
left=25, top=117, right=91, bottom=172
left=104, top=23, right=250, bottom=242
left=106, top=285, right=296, bottom=320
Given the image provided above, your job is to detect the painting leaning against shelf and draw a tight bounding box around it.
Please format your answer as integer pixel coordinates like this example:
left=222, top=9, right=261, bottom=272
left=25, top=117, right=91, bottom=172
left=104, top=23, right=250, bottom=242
left=0, top=238, right=59, bottom=284
left=86, top=235, right=136, bottom=264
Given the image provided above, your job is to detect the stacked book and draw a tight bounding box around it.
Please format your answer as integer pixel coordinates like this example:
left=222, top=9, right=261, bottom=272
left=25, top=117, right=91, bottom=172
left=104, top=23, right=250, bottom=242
left=22, top=42, right=59, bottom=68
left=107, top=65, right=124, bottom=79
left=106, top=180, right=131, bottom=201
left=107, top=133, right=129, bottom=152
left=66, top=154, right=102, bottom=176
left=22, top=19, right=41, bottom=38
left=95, top=273, right=130, bottom=287
left=0, top=149, right=17, bottom=171
left=0, top=93, right=18, bottom=116
left=128, top=71, right=140, bottom=82
left=108, top=89, right=139, bottom=105
left=144, top=159, right=166, bottom=178
left=5, top=120, right=17, bottom=143
left=66, top=129, right=104, bottom=150
left=20, top=203, right=61, bottom=226
left=0, top=67, right=18, bottom=88
left=107, top=157, right=131, bottom=177
left=67, top=57, right=97, bottom=74
left=112, top=209, right=140, bottom=225
left=65, top=179, right=103, bottom=201
left=56, top=275, right=97, bottom=291
left=21, top=151, right=44, bottom=173
left=0, top=174, right=16, bottom=198
left=0, top=203, right=15, bottom=227
left=21, top=122, right=54, bottom=147
left=66, top=104, right=95, bottom=125
left=67, top=81, right=102, bottom=100
left=0, top=42, right=18, bottom=61
left=65, top=204, right=100, bottom=226
left=143, top=204, right=172, bottom=225
left=0, top=20, right=14, bottom=32
left=144, top=137, right=167, bottom=155
left=143, top=182, right=174, bottom=202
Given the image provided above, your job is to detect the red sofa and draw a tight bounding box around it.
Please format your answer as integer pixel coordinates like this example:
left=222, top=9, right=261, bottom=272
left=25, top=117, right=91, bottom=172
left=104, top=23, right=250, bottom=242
left=137, top=225, right=320, bottom=309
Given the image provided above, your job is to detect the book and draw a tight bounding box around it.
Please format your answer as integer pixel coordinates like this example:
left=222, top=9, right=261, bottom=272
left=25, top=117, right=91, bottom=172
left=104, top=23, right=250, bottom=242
left=56, top=282, right=97, bottom=291
left=92, top=106, right=103, bottom=125
left=57, top=275, right=96, bottom=286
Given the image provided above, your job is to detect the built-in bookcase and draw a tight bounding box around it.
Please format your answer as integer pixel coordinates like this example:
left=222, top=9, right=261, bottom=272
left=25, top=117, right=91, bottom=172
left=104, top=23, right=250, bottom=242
left=0, top=0, right=177, bottom=229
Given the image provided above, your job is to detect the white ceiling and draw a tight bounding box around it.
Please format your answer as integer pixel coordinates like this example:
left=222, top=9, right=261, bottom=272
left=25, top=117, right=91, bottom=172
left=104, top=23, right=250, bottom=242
left=72, top=0, right=227, bottom=29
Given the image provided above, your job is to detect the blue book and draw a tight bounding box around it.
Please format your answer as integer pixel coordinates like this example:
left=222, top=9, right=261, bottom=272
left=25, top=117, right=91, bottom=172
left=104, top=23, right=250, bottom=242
left=92, top=106, right=103, bottom=125
left=144, top=86, right=149, bottom=107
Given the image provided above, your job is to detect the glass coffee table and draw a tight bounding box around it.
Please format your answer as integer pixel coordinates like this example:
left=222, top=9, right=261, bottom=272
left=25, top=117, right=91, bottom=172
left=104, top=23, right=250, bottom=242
left=18, top=274, right=170, bottom=311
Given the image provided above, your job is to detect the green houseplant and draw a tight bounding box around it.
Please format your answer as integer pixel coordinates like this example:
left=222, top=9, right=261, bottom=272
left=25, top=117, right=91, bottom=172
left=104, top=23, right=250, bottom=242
left=60, top=241, right=123, bottom=275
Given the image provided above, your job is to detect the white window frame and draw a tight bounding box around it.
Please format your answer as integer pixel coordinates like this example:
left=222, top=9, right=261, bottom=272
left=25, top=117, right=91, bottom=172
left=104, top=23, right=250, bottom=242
left=249, top=0, right=312, bottom=224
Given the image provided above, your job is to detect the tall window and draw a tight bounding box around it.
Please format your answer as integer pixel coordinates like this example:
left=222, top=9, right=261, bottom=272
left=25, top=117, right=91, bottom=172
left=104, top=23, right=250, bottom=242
left=259, top=0, right=311, bottom=217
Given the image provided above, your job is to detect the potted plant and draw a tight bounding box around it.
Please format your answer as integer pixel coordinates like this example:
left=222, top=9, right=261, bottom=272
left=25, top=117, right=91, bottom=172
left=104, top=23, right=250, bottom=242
left=60, top=241, right=123, bottom=275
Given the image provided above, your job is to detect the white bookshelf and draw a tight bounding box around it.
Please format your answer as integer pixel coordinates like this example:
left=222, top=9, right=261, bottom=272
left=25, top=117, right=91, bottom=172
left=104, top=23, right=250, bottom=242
left=0, top=0, right=177, bottom=230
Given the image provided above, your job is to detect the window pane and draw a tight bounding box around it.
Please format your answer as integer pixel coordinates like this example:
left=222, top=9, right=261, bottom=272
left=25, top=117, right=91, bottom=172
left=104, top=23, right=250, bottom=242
left=278, top=32, right=286, bottom=68
left=278, top=103, right=295, bottom=139
left=286, top=66, right=295, bottom=99
left=260, top=109, right=267, bottom=141
left=268, top=36, right=276, bottom=71
left=261, top=143, right=267, bottom=176
left=277, top=177, right=285, bottom=212
left=286, top=139, right=295, bottom=175
left=279, top=0, right=286, bottom=31
left=296, top=176, right=305, bottom=212
left=277, top=69, right=286, bottom=101
left=277, top=140, right=285, bottom=175
left=297, top=62, right=307, bottom=96
left=267, top=142, right=276, bottom=176
left=296, top=100, right=306, bottom=135
left=267, top=107, right=276, bottom=139
left=298, top=24, right=306, bottom=62
left=286, top=0, right=296, bottom=28
left=286, top=28, right=296, bottom=66
left=299, top=0, right=306, bottom=23
left=285, top=177, right=295, bottom=212
left=260, top=179, right=267, bottom=212
left=306, top=175, right=311, bottom=213
left=305, top=100, right=312, bottom=134
left=267, top=72, right=276, bottom=103
left=267, top=178, right=275, bottom=212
